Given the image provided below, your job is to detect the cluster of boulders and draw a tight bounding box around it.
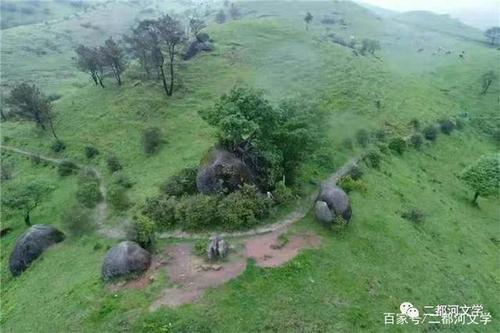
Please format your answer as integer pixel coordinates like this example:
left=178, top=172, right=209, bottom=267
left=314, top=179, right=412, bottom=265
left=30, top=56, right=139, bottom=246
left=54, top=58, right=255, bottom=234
left=196, top=149, right=253, bottom=194
left=207, top=235, right=229, bottom=260
left=9, top=224, right=65, bottom=276
left=314, top=182, right=352, bottom=224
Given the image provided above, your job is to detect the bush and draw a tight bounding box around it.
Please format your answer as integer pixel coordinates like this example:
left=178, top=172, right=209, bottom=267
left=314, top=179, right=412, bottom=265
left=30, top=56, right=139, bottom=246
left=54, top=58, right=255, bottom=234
left=439, top=119, right=455, bottom=135
left=272, top=180, right=294, bottom=204
left=58, top=160, right=78, bottom=176
left=85, top=145, right=99, bottom=159
left=455, top=119, right=465, bottom=130
left=374, top=129, right=386, bottom=142
left=128, top=215, right=156, bottom=250
left=142, top=127, right=163, bottom=155
left=47, top=93, right=62, bottom=102
left=349, top=164, right=363, bottom=180
left=112, top=172, right=134, bottom=189
left=76, top=169, right=102, bottom=208
left=401, top=209, right=425, bottom=223
left=409, top=133, right=424, bottom=149
left=175, top=194, right=220, bottom=231
left=51, top=140, right=66, bottom=152
left=338, top=176, right=367, bottom=193
left=409, top=118, right=420, bottom=130
left=161, top=166, right=198, bottom=196
left=196, top=32, right=210, bottom=43
left=107, top=156, right=122, bottom=173
left=108, top=184, right=131, bottom=211
left=341, top=137, right=353, bottom=150
left=423, top=125, right=438, bottom=141
left=142, top=195, right=178, bottom=229
left=194, top=239, right=207, bottom=257
left=388, top=137, right=406, bottom=154
left=61, top=204, right=95, bottom=236
left=217, top=185, right=271, bottom=230
left=355, top=129, right=370, bottom=147
left=364, top=150, right=381, bottom=169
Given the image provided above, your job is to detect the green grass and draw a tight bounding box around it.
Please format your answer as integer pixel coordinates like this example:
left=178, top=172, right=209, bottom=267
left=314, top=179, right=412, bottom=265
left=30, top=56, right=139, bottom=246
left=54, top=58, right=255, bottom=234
left=1, top=1, right=499, bottom=332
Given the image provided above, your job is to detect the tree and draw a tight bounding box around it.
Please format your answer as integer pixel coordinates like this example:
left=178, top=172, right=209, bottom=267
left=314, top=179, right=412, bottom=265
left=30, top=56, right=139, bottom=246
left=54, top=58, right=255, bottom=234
left=304, top=12, right=313, bottom=31
left=74, top=45, right=105, bottom=87
left=200, top=87, right=320, bottom=188
left=215, top=9, right=226, bottom=24
left=484, top=27, right=500, bottom=45
left=99, top=37, right=126, bottom=86
left=124, top=25, right=155, bottom=79
left=360, top=39, right=381, bottom=55
left=481, top=70, right=497, bottom=95
left=460, top=154, right=499, bottom=204
left=189, top=17, right=206, bottom=37
left=2, top=180, right=54, bottom=226
left=6, top=83, right=59, bottom=139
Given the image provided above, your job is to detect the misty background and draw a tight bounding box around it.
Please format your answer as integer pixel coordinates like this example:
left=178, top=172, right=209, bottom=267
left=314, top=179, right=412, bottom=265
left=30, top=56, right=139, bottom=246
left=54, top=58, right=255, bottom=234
left=357, top=0, right=500, bottom=30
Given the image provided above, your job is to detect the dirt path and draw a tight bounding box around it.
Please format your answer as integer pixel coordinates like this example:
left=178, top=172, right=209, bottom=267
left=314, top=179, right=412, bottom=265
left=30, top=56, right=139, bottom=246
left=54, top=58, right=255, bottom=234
left=0, top=144, right=124, bottom=237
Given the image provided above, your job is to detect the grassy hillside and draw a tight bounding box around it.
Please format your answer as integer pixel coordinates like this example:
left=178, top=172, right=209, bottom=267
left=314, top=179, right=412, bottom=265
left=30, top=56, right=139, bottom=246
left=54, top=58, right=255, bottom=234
left=1, top=0, right=499, bottom=332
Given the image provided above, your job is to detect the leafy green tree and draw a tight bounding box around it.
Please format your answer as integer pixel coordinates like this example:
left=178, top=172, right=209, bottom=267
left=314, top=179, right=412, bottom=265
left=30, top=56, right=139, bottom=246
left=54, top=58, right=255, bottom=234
left=201, top=87, right=319, bottom=188
left=484, top=27, right=500, bottom=45
left=460, top=154, right=499, bottom=204
left=6, top=83, right=59, bottom=140
left=75, top=45, right=105, bottom=87
left=304, top=12, right=313, bottom=30
left=2, top=180, right=54, bottom=226
left=360, top=39, right=381, bottom=55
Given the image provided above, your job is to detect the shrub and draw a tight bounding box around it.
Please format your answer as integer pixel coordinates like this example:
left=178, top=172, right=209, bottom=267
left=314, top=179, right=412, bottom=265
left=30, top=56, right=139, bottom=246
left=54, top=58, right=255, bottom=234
left=51, top=140, right=66, bottom=152
left=161, top=166, right=198, bottom=196
left=338, top=176, right=367, bottom=193
left=401, top=209, right=425, bottom=223
left=355, top=129, right=370, bottom=147
left=388, top=137, right=406, bottom=154
left=341, top=137, right=353, bottom=150
left=1, top=166, right=11, bottom=181
left=107, top=156, right=122, bottom=173
left=194, top=239, right=207, bottom=257
left=455, top=119, right=465, bottom=130
left=374, top=129, right=386, bottom=142
left=409, top=133, right=424, bottom=149
left=128, top=215, right=156, bottom=250
left=423, top=125, right=438, bottom=141
left=61, top=204, right=95, bottom=236
left=112, top=172, right=134, bottom=189
left=85, top=145, right=99, bottom=159
left=142, top=195, right=178, bottom=229
left=108, top=184, right=131, bottom=211
left=439, top=119, right=455, bottom=135
left=76, top=169, right=102, bottom=208
left=47, top=93, right=62, bottom=102
left=272, top=180, right=294, bottom=204
left=196, top=32, right=210, bottom=43
left=364, top=150, right=381, bottom=169
left=217, top=185, right=271, bottom=230
left=142, top=127, right=162, bottom=155
left=58, top=160, right=78, bottom=176
left=409, top=118, right=420, bottom=130
left=349, top=164, right=363, bottom=180
left=175, top=194, right=220, bottom=231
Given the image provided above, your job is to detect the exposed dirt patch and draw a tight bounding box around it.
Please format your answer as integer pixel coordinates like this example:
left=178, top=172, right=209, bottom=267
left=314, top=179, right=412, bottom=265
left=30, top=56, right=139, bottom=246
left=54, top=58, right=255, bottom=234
left=245, top=230, right=321, bottom=267
left=150, top=229, right=322, bottom=308
left=108, top=258, right=167, bottom=292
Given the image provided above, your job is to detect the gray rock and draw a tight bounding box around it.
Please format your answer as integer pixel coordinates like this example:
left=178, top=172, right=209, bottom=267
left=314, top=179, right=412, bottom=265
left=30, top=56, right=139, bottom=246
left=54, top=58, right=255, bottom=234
left=183, top=40, right=214, bottom=60
left=315, top=200, right=333, bottom=223
left=196, top=149, right=253, bottom=194
left=207, top=236, right=229, bottom=260
left=101, top=241, right=151, bottom=281
left=9, top=224, right=65, bottom=276
left=316, top=183, right=352, bottom=221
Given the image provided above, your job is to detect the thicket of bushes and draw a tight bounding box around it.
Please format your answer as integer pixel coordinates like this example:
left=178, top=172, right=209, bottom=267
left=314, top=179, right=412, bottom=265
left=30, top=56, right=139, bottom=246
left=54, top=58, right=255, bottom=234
left=76, top=169, right=102, bottom=208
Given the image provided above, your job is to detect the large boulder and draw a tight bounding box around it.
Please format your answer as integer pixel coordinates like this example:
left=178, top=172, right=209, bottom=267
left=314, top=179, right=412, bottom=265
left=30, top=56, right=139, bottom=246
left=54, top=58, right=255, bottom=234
left=315, top=200, right=333, bottom=223
left=183, top=40, right=214, bottom=60
left=9, top=224, right=65, bottom=276
left=207, top=236, right=229, bottom=261
left=101, top=241, right=151, bottom=281
left=316, top=183, right=352, bottom=222
left=196, top=149, right=253, bottom=194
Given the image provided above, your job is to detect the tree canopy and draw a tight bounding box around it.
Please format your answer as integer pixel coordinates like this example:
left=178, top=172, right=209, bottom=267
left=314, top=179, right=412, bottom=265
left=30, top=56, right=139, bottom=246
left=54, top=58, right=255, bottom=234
left=485, top=27, right=500, bottom=45
left=460, top=154, right=499, bottom=204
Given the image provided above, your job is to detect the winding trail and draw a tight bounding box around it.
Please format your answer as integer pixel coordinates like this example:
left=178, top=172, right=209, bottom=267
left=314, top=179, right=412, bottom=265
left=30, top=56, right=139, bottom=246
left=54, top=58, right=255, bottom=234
left=1, top=144, right=361, bottom=240
left=0, top=144, right=124, bottom=238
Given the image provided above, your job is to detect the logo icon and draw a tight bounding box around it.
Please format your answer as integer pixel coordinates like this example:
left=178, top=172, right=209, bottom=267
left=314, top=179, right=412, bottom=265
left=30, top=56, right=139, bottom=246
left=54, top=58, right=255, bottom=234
left=400, top=302, right=420, bottom=319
